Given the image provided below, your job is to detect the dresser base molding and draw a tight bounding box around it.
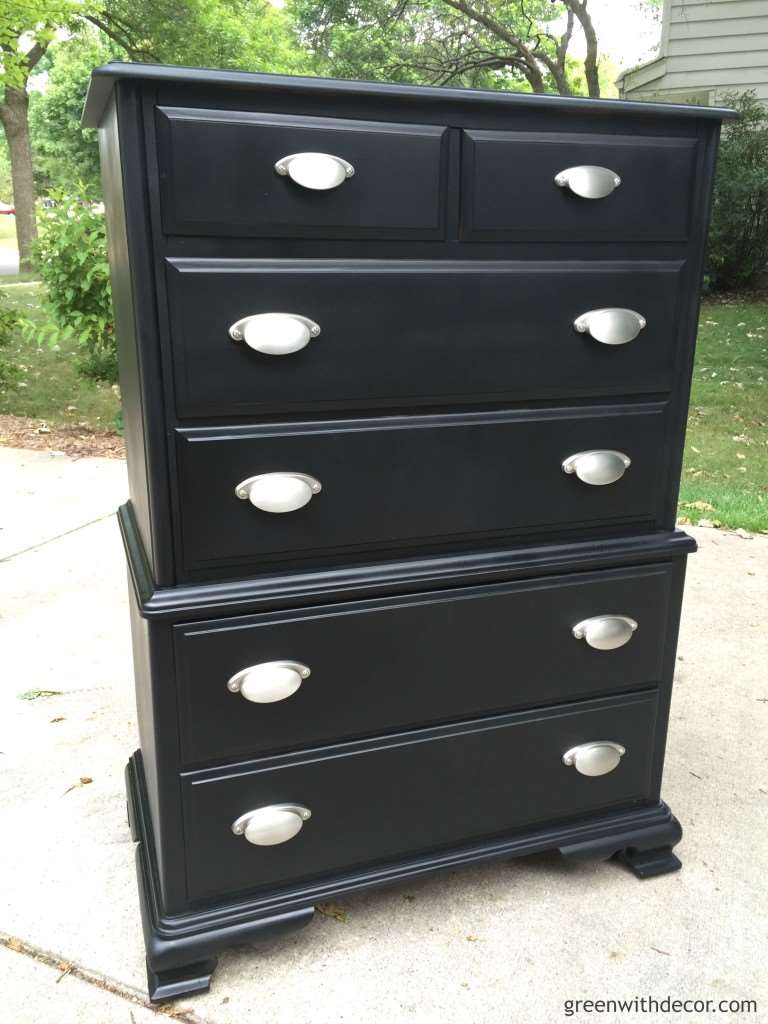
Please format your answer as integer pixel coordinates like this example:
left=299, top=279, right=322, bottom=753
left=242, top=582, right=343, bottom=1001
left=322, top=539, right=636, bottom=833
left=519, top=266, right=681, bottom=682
left=126, top=751, right=682, bottom=1003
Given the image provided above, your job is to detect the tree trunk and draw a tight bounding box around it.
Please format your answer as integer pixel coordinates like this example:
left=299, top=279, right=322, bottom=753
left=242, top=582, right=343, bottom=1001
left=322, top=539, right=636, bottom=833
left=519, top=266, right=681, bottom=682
left=0, top=87, right=37, bottom=273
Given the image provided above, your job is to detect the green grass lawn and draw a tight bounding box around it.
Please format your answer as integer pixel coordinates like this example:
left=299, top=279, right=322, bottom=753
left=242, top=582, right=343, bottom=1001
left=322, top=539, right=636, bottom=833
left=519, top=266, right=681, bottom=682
left=0, top=282, right=120, bottom=429
left=680, top=301, right=768, bottom=532
left=0, top=279, right=766, bottom=530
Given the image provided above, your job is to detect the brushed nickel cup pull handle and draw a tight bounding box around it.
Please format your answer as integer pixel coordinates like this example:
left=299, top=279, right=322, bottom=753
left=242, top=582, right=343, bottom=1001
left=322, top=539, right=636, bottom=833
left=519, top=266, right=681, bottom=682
left=232, top=804, right=312, bottom=846
left=235, top=472, right=322, bottom=514
left=562, top=450, right=631, bottom=486
left=554, top=165, right=622, bottom=199
left=562, top=741, right=626, bottom=777
left=227, top=661, right=311, bottom=703
left=274, top=152, right=355, bottom=190
left=229, top=313, right=321, bottom=355
left=572, top=615, right=638, bottom=651
left=573, top=308, right=646, bottom=346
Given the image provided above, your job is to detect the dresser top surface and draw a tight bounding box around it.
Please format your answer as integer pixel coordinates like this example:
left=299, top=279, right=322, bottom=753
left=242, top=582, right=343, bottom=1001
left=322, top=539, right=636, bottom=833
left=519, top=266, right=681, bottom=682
left=82, top=61, right=736, bottom=130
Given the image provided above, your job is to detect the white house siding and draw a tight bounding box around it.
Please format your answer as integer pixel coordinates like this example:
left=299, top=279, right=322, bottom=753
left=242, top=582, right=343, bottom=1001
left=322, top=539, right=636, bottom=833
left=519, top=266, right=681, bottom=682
left=618, top=0, right=768, bottom=105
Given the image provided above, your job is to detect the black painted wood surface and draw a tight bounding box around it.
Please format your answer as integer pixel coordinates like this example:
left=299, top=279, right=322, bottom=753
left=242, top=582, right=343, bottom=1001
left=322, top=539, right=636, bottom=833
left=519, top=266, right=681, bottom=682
left=175, top=563, right=676, bottom=766
left=175, top=403, right=669, bottom=574
left=167, top=258, right=683, bottom=417
left=182, top=690, right=658, bottom=902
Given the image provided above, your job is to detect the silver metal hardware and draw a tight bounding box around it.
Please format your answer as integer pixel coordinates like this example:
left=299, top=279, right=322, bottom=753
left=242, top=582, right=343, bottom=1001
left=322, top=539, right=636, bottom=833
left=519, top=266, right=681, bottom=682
left=554, top=165, right=622, bottom=199
left=231, top=804, right=312, bottom=846
left=573, top=308, right=646, bottom=346
left=227, top=661, right=311, bottom=703
left=229, top=313, right=321, bottom=355
left=562, top=741, right=626, bottom=777
left=562, top=450, right=631, bottom=486
left=235, top=472, right=322, bottom=514
left=572, top=615, right=638, bottom=651
left=274, top=152, right=355, bottom=190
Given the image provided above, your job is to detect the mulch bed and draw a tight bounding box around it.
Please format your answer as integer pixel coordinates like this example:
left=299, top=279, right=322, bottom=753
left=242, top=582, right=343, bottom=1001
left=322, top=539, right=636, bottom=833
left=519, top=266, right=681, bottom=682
left=0, top=414, right=125, bottom=459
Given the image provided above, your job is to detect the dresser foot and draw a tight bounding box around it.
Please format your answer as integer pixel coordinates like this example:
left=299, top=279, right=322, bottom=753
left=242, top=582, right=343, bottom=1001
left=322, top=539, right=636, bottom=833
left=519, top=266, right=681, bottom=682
left=146, top=958, right=218, bottom=1003
left=615, top=845, right=682, bottom=879
left=558, top=803, right=682, bottom=876
left=127, top=751, right=315, bottom=1003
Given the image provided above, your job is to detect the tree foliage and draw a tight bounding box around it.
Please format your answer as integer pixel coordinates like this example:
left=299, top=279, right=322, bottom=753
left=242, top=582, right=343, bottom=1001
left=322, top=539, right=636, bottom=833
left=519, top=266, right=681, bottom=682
left=89, top=0, right=307, bottom=74
left=33, top=189, right=116, bottom=381
left=708, top=92, right=768, bottom=292
left=291, top=0, right=602, bottom=96
left=30, top=34, right=119, bottom=191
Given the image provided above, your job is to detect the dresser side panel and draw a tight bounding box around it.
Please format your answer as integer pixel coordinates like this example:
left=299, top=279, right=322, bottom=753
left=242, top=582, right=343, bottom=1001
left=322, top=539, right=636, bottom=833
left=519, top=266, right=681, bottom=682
left=98, top=84, right=174, bottom=584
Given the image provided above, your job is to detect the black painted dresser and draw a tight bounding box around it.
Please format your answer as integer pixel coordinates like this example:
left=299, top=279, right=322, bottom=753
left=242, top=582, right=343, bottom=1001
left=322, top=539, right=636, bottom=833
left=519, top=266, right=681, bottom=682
left=83, top=63, right=732, bottom=1002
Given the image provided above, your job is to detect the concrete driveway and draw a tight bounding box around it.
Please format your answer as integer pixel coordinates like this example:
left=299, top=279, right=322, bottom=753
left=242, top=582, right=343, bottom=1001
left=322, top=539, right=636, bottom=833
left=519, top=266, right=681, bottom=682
left=1, top=446, right=766, bottom=1024
left=0, top=246, right=20, bottom=276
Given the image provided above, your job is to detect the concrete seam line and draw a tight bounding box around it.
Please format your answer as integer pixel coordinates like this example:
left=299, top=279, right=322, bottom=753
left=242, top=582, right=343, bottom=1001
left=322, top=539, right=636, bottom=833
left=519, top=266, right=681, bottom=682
left=0, top=512, right=116, bottom=563
left=0, top=933, right=207, bottom=1022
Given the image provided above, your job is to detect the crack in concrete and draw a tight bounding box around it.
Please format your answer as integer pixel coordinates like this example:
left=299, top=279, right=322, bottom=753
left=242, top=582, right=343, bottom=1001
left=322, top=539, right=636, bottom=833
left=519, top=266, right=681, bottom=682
left=0, top=512, right=116, bottom=563
left=0, top=933, right=204, bottom=1022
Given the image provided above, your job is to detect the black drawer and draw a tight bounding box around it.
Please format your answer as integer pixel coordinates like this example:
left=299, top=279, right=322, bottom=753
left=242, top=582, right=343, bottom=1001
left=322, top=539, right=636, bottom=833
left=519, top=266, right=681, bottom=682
left=175, top=564, right=676, bottom=766
left=175, top=403, right=670, bottom=576
left=461, top=130, right=698, bottom=242
left=181, top=691, right=659, bottom=902
left=156, top=107, right=448, bottom=239
left=166, top=259, right=683, bottom=417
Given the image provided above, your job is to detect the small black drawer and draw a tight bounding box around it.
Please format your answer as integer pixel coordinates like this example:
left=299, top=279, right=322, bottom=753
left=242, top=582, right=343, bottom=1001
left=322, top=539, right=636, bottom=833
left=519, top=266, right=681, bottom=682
left=174, top=564, right=676, bottom=766
left=461, top=129, right=698, bottom=242
left=166, top=258, right=683, bottom=417
left=156, top=107, right=448, bottom=239
left=174, top=403, right=670, bottom=577
left=181, top=690, right=659, bottom=902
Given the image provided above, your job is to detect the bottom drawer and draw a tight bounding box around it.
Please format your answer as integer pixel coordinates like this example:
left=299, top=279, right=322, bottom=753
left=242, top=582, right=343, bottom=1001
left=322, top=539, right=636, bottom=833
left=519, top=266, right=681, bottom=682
left=182, top=690, right=659, bottom=903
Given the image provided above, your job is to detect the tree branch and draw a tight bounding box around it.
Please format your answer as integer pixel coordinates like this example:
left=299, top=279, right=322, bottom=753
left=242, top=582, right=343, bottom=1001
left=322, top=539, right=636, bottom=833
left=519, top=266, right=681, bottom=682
left=564, top=0, right=600, bottom=97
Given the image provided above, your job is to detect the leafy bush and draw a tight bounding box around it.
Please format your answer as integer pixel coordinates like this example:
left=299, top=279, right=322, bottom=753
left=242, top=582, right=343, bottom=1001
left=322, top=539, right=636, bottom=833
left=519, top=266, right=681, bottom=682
left=0, top=288, right=22, bottom=391
left=33, top=189, right=116, bottom=382
left=707, top=92, right=768, bottom=292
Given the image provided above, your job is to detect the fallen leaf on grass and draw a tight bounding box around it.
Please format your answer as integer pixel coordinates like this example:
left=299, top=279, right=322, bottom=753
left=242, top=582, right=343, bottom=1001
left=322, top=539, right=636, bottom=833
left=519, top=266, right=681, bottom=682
left=676, top=516, right=691, bottom=525
left=18, top=689, right=63, bottom=701
left=679, top=500, right=716, bottom=512
left=317, top=902, right=348, bottom=923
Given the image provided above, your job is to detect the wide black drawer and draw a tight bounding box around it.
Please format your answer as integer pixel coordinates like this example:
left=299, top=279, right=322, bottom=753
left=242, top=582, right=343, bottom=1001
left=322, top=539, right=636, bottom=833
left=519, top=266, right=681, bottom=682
left=175, top=563, right=677, bottom=766
left=461, top=130, right=698, bottom=242
left=175, top=403, right=670, bottom=576
left=156, top=107, right=448, bottom=239
left=166, top=259, right=683, bottom=417
left=182, top=690, right=659, bottom=902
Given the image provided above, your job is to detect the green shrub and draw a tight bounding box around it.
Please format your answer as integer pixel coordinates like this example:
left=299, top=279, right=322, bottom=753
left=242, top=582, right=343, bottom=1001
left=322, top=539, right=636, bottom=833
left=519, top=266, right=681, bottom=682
left=0, top=288, right=22, bottom=391
left=707, top=91, right=768, bottom=292
left=33, top=189, right=116, bottom=382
